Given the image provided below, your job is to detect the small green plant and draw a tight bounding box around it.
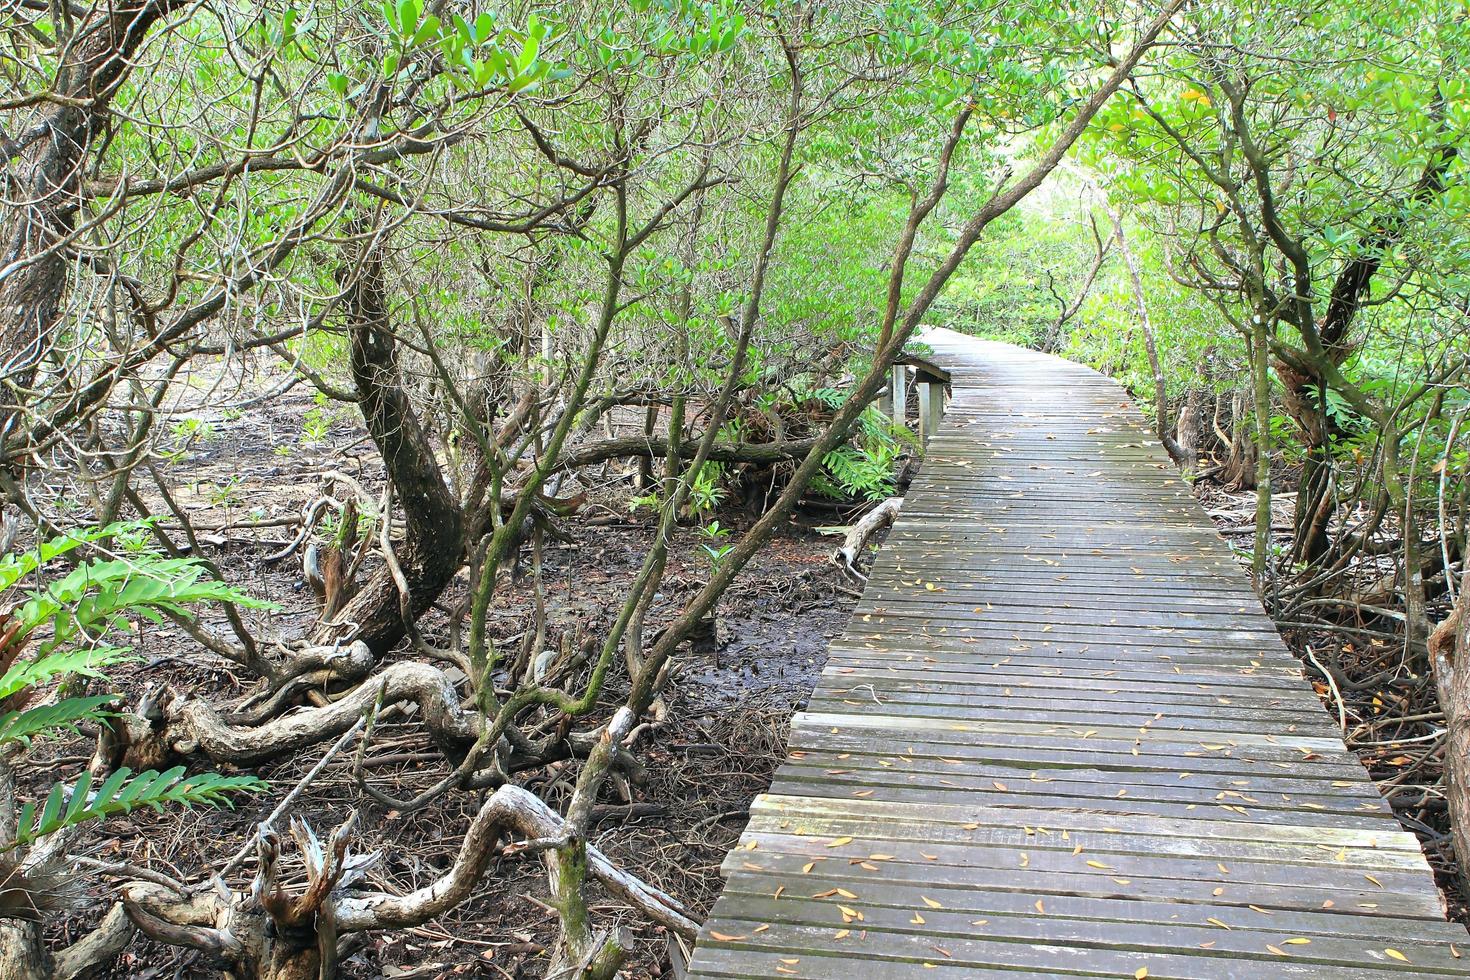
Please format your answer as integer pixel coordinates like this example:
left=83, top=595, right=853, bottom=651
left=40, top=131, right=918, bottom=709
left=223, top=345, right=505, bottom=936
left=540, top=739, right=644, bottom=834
left=169, top=417, right=215, bottom=443
left=112, top=525, right=155, bottom=554
left=301, top=406, right=333, bottom=444
left=164, top=417, right=216, bottom=460
left=813, top=407, right=914, bottom=501
left=0, top=524, right=267, bottom=875
left=686, top=463, right=726, bottom=519
left=627, top=489, right=662, bottom=514
left=696, top=520, right=733, bottom=574
left=317, top=506, right=374, bottom=546
left=204, top=475, right=245, bottom=511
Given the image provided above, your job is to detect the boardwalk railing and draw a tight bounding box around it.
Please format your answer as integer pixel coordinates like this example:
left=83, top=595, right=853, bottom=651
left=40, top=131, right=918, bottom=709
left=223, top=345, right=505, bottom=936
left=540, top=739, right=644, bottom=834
left=686, top=329, right=1467, bottom=978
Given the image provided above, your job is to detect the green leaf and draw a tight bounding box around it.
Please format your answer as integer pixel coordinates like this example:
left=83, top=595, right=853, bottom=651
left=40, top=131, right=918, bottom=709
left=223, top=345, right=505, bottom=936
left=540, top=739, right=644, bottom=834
left=6, top=768, right=266, bottom=851
left=412, top=14, right=440, bottom=47
left=396, top=0, right=419, bottom=37
left=0, top=646, right=134, bottom=702
left=0, top=696, right=119, bottom=746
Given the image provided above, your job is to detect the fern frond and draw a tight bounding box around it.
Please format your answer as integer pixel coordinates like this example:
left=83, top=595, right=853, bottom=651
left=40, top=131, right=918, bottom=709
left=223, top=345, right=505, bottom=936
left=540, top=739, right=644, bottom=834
left=16, top=556, right=274, bottom=656
left=0, top=646, right=135, bottom=702
left=7, top=767, right=267, bottom=852
left=0, top=695, right=118, bottom=747
left=0, top=522, right=144, bottom=594
left=821, top=444, right=896, bottom=501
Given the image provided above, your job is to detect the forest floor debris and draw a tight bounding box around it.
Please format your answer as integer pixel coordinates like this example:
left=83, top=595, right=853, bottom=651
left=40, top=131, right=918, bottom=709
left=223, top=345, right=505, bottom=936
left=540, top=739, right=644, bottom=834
left=25, top=386, right=863, bottom=979
left=1197, top=480, right=1468, bottom=924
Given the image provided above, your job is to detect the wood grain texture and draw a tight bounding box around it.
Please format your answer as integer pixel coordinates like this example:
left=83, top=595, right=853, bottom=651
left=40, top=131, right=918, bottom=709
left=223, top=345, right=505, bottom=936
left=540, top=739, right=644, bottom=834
left=686, top=331, right=1467, bottom=978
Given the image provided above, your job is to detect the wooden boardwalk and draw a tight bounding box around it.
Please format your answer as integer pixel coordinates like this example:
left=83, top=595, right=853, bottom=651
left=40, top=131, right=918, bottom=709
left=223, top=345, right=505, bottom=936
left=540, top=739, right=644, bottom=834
left=686, top=330, right=1467, bottom=978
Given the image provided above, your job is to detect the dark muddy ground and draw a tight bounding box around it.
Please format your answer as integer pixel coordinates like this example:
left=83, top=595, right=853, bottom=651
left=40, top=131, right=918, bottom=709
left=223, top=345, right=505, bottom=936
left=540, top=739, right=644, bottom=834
left=28, top=371, right=867, bottom=979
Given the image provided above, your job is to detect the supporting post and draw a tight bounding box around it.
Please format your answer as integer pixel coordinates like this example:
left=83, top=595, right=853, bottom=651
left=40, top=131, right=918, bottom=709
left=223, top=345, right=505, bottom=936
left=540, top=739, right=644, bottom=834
left=918, top=380, right=944, bottom=445
left=890, top=364, right=909, bottom=425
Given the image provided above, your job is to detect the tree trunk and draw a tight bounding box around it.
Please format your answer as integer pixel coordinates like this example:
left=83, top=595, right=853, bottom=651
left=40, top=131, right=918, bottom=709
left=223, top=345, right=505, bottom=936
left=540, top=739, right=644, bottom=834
left=1249, top=316, right=1273, bottom=591
left=1175, top=387, right=1203, bottom=471
left=0, top=0, right=180, bottom=465
left=1430, top=573, right=1470, bottom=900
left=1278, top=106, right=1457, bottom=570
left=1290, top=435, right=1335, bottom=566
left=0, top=921, right=50, bottom=980
left=0, top=905, right=135, bottom=980
left=1089, top=174, right=1186, bottom=464
left=315, top=246, right=464, bottom=656
left=1218, top=390, right=1258, bottom=489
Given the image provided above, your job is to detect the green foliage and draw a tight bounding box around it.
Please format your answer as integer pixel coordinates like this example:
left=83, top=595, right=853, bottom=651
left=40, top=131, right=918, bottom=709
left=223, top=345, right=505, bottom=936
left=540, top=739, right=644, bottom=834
left=163, top=417, right=216, bottom=461
left=0, top=525, right=270, bottom=853
left=814, top=407, right=914, bottom=502
left=626, top=490, right=662, bottom=515
left=696, top=520, right=733, bottom=574
left=0, top=696, right=124, bottom=749
left=1069, top=0, right=1469, bottom=490
left=8, top=766, right=261, bottom=853
left=934, top=208, right=1091, bottom=346
left=6, top=546, right=267, bottom=663
left=302, top=405, right=334, bottom=444
left=686, top=464, right=726, bottom=520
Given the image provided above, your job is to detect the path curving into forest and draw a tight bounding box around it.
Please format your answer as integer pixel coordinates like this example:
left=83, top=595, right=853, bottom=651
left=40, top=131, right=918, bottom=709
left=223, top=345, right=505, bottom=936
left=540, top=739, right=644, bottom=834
left=686, top=329, right=1467, bottom=978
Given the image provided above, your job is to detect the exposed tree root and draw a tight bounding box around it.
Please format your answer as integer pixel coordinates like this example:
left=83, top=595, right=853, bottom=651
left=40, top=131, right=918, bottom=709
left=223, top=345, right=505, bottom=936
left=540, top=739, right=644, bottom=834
left=0, top=903, right=134, bottom=980
left=164, top=660, right=480, bottom=767
left=832, top=496, right=901, bottom=583
left=121, top=785, right=695, bottom=980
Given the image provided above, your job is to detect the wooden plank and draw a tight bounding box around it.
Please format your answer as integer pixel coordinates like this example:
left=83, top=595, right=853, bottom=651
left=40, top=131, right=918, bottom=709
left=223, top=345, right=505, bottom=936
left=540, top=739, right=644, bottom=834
left=685, top=330, right=1465, bottom=977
